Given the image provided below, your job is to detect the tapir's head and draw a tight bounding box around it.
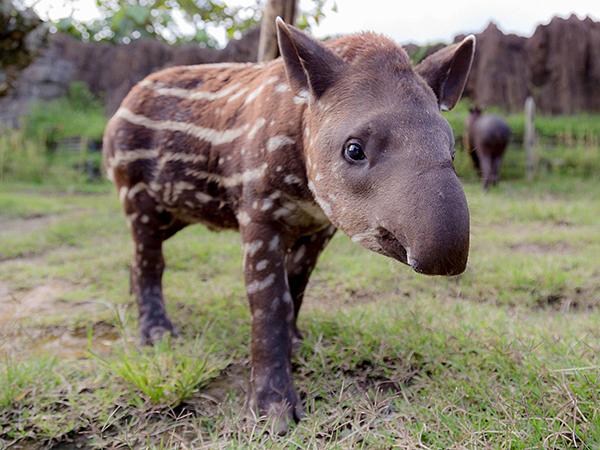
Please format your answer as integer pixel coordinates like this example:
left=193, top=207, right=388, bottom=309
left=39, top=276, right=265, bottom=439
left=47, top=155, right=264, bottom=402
left=276, top=19, right=475, bottom=276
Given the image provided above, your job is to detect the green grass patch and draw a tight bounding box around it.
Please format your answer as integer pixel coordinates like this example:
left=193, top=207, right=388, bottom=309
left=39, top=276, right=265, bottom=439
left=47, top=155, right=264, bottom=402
left=0, top=176, right=599, bottom=448
left=91, top=335, right=228, bottom=407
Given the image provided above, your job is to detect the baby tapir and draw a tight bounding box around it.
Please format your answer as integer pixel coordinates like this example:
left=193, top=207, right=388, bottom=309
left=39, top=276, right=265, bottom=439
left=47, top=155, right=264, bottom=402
left=465, top=106, right=511, bottom=189
left=103, top=18, right=475, bottom=432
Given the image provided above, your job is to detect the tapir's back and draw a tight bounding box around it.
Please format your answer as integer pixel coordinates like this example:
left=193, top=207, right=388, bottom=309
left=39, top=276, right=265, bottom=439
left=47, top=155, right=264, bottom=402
left=103, top=59, right=309, bottom=229
left=473, top=114, right=511, bottom=155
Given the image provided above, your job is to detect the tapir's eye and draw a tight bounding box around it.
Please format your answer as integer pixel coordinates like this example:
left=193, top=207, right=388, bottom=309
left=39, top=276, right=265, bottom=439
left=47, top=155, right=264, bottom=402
left=343, top=140, right=366, bottom=163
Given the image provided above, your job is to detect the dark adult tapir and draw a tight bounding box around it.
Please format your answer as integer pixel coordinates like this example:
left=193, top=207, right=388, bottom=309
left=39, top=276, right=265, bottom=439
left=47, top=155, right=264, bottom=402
left=103, top=18, right=475, bottom=432
left=465, top=106, right=511, bottom=189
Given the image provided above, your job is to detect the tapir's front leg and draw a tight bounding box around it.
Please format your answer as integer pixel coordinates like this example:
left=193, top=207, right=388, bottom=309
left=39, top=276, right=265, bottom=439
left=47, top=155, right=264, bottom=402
left=241, top=223, right=301, bottom=433
left=286, top=225, right=337, bottom=346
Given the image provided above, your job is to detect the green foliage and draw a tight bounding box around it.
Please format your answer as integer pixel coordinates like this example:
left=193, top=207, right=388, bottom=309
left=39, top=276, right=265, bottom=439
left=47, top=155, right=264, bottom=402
left=53, top=0, right=336, bottom=46
left=91, top=336, right=228, bottom=406
left=0, top=128, right=48, bottom=184
left=0, top=126, right=106, bottom=187
left=445, top=100, right=600, bottom=146
left=0, top=357, right=59, bottom=409
left=408, top=43, right=444, bottom=64
left=0, top=82, right=107, bottom=187
left=25, top=81, right=106, bottom=142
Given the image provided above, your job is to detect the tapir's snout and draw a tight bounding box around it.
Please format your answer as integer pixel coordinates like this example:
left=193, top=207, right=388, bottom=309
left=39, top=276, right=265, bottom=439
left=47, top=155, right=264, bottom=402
left=376, top=167, right=470, bottom=276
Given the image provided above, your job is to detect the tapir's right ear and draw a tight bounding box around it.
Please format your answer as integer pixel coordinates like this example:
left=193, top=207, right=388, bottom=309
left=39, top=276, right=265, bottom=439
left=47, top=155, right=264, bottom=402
left=276, top=17, right=346, bottom=98
left=415, top=35, right=476, bottom=111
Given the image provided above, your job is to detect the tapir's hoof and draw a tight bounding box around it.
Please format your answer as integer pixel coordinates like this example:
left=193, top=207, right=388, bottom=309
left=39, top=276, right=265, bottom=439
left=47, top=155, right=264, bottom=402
left=140, top=319, right=178, bottom=346
left=266, top=400, right=305, bottom=435
left=248, top=378, right=304, bottom=435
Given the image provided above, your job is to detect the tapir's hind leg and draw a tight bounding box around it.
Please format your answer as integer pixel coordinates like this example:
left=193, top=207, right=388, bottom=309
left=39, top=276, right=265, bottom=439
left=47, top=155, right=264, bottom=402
left=491, top=155, right=503, bottom=186
left=124, top=188, right=188, bottom=345
left=479, top=152, right=493, bottom=190
left=286, top=225, right=336, bottom=347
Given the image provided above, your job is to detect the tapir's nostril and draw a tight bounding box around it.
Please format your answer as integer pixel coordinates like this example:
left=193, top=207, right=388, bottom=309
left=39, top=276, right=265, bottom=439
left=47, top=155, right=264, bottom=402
left=375, top=228, right=408, bottom=264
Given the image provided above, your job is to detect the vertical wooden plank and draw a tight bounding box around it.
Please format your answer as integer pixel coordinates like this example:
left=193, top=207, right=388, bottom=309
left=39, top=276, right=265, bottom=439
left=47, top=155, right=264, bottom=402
left=524, top=96, right=536, bottom=181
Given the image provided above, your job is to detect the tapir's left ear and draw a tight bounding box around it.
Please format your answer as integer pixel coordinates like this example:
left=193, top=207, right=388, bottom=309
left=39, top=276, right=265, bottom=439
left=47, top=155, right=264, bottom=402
left=276, top=17, right=346, bottom=98
left=415, top=35, right=476, bottom=111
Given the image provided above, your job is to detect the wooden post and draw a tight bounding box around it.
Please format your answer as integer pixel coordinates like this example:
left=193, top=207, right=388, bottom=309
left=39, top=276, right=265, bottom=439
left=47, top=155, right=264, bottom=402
left=257, top=0, right=297, bottom=62
left=524, top=96, right=536, bottom=181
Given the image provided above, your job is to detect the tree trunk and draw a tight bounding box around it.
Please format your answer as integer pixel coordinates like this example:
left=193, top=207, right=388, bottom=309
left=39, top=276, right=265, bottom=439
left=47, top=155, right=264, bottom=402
left=257, top=0, right=297, bottom=62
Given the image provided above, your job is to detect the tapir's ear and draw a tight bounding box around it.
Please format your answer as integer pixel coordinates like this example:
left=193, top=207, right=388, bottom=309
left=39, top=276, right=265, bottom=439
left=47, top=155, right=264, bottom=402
left=276, top=17, right=346, bottom=98
left=415, top=35, right=476, bottom=111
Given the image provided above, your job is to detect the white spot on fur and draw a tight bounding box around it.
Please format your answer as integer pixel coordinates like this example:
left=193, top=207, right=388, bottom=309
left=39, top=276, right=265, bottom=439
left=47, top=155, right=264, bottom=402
left=238, top=211, right=251, bottom=226
left=293, top=245, right=306, bottom=264
left=261, top=199, right=273, bottom=211
left=195, top=192, right=213, bottom=203
left=266, top=135, right=295, bottom=152
left=268, top=235, right=280, bottom=251
left=293, top=89, right=309, bottom=104
left=118, top=186, right=128, bottom=203
left=275, top=83, right=290, bottom=93
left=248, top=117, right=266, bottom=139
left=246, top=240, right=264, bottom=257
left=106, top=167, right=115, bottom=182
left=273, top=208, right=290, bottom=219
left=283, top=292, right=292, bottom=304
left=284, top=174, right=302, bottom=185
left=256, top=260, right=269, bottom=271
left=140, top=215, right=150, bottom=224
left=246, top=273, right=276, bottom=294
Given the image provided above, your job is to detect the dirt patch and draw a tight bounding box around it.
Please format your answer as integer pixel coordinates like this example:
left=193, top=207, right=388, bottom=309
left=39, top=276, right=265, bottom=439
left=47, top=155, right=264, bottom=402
left=190, top=361, right=248, bottom=404
left=0, top=280, right=119, bottom=359
left=509, top=241, right=572, bottom=254
left=534, top=287, right=599, bottom=312
left=0, top=213, right=61, bottom=235
left=0, top=280, right=74, bottom=325
left=28, top=322, right=120, bottom=359
left=304, top=281, right=406, bottom=309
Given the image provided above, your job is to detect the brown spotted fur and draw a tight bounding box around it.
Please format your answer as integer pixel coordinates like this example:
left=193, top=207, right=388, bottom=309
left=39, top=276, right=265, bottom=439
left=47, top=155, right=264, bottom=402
left=103, top=20, right=476, bottom=432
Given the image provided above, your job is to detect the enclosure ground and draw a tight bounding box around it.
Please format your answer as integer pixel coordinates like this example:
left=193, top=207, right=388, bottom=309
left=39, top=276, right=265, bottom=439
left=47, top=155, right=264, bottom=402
left=1, top=177, right=599, bottom=448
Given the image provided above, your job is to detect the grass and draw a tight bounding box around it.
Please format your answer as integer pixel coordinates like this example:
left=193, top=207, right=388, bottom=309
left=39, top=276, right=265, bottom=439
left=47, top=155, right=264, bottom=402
left=0, top=171, right=599, bottom=448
